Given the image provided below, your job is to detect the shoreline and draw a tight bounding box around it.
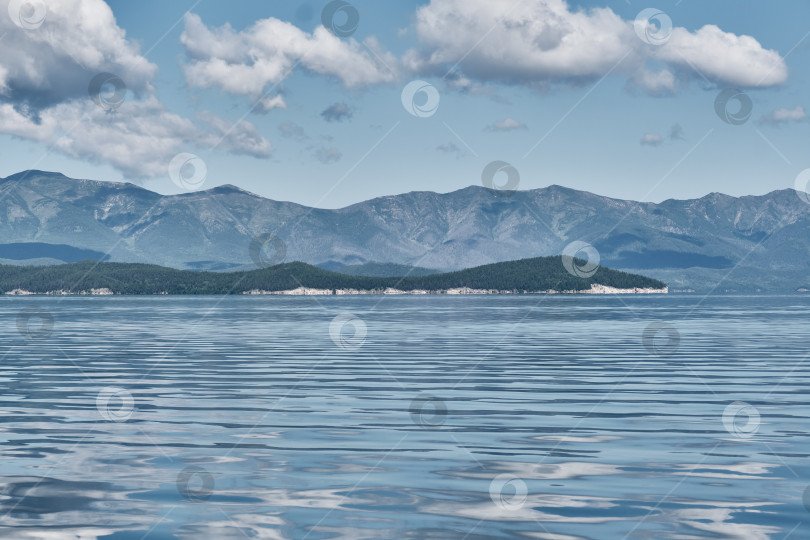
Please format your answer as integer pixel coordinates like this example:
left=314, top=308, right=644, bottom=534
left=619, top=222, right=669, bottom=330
left=3, top=284, right=669, bottom=296
left=242, top=284, right=669, bottom=295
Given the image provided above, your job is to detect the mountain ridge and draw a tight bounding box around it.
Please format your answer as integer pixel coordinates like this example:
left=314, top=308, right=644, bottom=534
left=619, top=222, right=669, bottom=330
left=0, top=170, right=807, bottom=292
left=4, top=169, right=797, bottom=207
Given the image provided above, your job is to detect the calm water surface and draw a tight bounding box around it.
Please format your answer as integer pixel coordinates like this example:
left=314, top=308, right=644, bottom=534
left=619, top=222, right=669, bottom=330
left=0, top=295, right=808, bottom=539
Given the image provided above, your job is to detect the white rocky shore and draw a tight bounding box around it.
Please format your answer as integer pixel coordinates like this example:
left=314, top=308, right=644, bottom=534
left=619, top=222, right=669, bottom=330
left=4, top=288, right=115, bottom=296
left=242, top=284, right=668, bottom=295
left=3, top=285, right=667, bottom=296
left=580, top=284, right=668, bottom=294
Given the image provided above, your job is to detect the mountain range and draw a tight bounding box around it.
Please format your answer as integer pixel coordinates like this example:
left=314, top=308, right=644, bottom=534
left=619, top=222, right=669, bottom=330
left=1, top=170, right=808, bottom=292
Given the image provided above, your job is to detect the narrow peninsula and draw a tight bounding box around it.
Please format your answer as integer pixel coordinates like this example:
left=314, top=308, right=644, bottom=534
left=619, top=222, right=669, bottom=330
left=0, top=257, right=666, bottom=295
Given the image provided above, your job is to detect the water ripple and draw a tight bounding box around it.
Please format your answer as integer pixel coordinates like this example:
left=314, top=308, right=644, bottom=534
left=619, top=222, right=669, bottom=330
left=0, top=295, right=808, bottom=538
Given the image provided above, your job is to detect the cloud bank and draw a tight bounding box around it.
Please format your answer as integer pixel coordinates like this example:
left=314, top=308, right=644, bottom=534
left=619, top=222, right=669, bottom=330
left=0, top=0, right=790, bottom=179
left=182, top=0, right=787, bottom=106
left=181, top=13, right=397, bottom=99
left=0, top=0, right=273, bottom=179
left=404, top=0, right=787, bottom=92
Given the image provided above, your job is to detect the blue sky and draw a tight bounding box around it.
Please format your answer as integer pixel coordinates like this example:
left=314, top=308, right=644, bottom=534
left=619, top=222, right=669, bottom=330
left=0, top=0, right=808, bottom=208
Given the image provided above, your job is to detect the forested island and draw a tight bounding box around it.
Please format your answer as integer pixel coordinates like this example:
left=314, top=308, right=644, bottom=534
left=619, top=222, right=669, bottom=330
left=0, top=257, right=666, bottom=295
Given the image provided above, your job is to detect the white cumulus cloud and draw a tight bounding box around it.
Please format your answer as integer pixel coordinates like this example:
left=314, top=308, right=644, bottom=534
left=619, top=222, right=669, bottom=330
left=181, top=13, right=397, bottom=98
left=759, top=105, right=807, bottom=127
left=653, top=25, right=787, bottom=89
left=0, top=0, right=273, bottom=179
left=0, top=97, right=199, bottom=178
left=253, top=94, right=287, bottom=114
left=405, top=0, right=787, bottom=93
left=0, top=0, right=156, bottom=108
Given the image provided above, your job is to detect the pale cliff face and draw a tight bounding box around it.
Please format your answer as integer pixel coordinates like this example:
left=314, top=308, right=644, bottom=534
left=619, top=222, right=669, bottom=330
left=241, top=285, right=668, bottom=296
left=584, top=284, right=669, bottom=294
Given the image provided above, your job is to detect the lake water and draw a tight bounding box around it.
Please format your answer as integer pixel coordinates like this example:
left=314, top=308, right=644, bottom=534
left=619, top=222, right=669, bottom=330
left=1, top=295, right=809, bottom=539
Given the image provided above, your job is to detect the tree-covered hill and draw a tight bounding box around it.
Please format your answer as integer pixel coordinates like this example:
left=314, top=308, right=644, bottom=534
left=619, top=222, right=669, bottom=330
left=321, top=262, right=439, bottom=277
left=0, top=257, right=665, bottom=295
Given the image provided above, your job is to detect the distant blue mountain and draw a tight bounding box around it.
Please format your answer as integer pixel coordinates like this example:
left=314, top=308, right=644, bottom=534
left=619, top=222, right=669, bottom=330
left=0, top=242, right=109, bottom=262
left=1, top=170, right=808, bottom=291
